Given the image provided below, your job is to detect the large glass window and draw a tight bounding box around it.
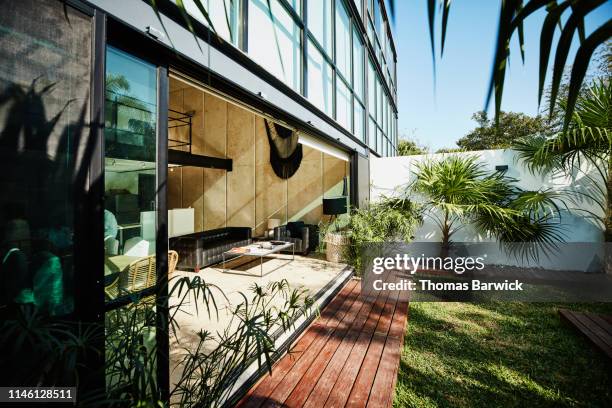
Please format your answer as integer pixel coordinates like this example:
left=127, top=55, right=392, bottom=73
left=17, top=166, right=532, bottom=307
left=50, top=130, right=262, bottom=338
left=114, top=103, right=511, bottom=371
left=377, top=77, right=383, bottom=121
left=249, top=0, right=301, bottom=91
left=368, top=118, right=376, bottom=149
left=368, top=59, right=376, bottom=119
left=0, top=0, right=91, bottom=317
left=336, top=77, right=352, bottom=130
left=353, top=29, right=365, bottom=101
left=307, top=40, right=333, bottom=116
left=354, top=102, right=365, bottom=142
left=307, top=0, right=333, bottom=55
left=335, top=0, right=351, bottom=81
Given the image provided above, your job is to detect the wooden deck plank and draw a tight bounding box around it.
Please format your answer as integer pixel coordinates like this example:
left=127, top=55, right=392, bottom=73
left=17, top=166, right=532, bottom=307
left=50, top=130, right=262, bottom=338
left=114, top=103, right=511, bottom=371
left=559, top=309, right=612, bottom=360
left=239, top=278, right=409, bottom=408
left=261, top=282, right=365, bottom=407
left=237, top=280, right=360, bottom=408
left=367, top=293, right=410, bottom=408
left=564, top=311, right=612, bottom=350
left=345, top=289, right=401, bottom=408
left=301, top=291, right=385, bottom=408
left=284, top=288, right=381, bottom=407
left=322, top=290, right=392, bottom=408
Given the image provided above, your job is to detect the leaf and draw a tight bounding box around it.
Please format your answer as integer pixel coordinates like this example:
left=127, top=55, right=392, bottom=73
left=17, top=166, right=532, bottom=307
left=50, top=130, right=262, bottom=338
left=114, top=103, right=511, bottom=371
left=564, top=21, right=612, bottom=131
left=427, top=0, right=437, bottom=78
left=440, top=0, right=452, bottom=57
left=548, top=0, right=605, bottom=119
left=538, top=1, right=570, bottom=106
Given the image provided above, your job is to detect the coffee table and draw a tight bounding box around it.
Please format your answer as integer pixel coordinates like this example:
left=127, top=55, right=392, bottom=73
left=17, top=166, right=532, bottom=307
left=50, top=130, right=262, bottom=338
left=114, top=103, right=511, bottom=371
left=222, top=241, right=295, bottom=277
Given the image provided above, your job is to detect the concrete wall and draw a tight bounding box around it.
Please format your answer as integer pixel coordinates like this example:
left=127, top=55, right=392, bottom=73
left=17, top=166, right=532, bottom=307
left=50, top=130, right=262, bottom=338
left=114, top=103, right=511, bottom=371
left=168, top=79, right=348, bottom=236
left=370, top=149, right=605, bottom=271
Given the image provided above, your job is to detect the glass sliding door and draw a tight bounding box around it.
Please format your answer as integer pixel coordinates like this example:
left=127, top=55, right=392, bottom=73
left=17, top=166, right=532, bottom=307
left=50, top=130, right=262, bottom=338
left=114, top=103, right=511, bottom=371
left=103, top=46, right=163, bottom=399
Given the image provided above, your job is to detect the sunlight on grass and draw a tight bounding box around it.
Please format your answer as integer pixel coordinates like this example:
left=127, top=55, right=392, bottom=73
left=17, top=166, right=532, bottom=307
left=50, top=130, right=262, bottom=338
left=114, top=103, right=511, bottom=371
left=394, top=302, right=612, bottom=408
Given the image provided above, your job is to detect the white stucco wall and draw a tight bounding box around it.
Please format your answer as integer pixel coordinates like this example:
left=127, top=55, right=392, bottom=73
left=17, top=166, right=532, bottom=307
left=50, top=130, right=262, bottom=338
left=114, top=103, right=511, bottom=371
left=369, top=149, right=605, bottom=271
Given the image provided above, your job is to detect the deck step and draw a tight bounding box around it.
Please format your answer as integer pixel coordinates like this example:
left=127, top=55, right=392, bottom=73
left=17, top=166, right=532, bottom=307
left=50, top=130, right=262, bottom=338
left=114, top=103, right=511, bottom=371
left=559, top=308, right=612, bottom=360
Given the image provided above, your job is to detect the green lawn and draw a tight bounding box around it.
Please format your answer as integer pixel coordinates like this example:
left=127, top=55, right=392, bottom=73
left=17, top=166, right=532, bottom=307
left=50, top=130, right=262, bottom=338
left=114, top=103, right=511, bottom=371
left=394, top=302, right=612, bottom=408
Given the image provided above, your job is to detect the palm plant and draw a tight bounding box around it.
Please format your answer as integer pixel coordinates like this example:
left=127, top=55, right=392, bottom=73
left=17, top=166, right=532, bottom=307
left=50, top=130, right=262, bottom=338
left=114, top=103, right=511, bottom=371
left=410, top=155, right=565, bottom=254
left=513, top=80, right=611, bottom=240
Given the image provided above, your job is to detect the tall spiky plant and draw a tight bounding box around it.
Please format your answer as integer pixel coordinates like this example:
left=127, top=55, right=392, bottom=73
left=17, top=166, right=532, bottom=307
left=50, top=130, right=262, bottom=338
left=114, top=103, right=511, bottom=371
left=513, top=80, right=611, bottom=249
left=410, top=155, right=565, bottom=254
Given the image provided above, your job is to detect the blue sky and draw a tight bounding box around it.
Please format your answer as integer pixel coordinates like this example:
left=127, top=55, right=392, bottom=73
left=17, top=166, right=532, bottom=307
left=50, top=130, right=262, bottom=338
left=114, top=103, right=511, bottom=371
left=393, top=1, right=611, bottom=151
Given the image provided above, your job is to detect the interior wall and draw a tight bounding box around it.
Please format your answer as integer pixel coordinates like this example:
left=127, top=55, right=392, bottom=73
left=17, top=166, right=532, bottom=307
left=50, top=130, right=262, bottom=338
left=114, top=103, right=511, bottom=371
left=168, top=78, right=348, bottom=234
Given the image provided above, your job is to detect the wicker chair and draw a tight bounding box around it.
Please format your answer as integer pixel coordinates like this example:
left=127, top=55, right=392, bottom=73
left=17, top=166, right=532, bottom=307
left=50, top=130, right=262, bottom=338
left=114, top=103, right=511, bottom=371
left=105, top=252, right=179, bottom=300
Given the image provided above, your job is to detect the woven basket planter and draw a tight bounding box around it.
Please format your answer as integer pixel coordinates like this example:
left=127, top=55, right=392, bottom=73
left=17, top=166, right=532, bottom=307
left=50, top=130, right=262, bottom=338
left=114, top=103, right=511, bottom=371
left=324, top=232, right=351, bottom=263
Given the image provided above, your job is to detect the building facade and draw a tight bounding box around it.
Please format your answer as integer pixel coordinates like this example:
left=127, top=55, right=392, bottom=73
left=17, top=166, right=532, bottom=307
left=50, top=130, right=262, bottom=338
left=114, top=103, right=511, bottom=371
left=0, top=0, right=397, bottom=404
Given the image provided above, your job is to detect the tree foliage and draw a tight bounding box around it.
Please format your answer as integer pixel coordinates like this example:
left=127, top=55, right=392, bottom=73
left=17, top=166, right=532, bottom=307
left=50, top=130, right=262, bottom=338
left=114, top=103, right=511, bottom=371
left=456, top=111, right=552, bottom=151
left=397, top=139, right=428, bottom=156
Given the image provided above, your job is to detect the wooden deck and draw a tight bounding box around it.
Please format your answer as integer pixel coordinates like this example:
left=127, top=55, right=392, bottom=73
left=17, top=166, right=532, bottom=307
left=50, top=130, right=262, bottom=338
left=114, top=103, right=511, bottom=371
left=237, top=278, right=409, bottom=408
left=559, top=309, right=612, bottom=360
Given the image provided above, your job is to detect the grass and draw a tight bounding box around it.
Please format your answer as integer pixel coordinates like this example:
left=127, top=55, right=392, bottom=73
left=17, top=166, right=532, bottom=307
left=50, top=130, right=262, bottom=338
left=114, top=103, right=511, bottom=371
left=394, top=302, right=612, bottom=408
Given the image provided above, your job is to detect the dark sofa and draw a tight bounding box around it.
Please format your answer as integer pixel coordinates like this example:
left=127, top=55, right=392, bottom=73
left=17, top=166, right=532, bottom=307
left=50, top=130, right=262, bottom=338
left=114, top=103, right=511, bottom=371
left=169, top=227, right=252, bottom=272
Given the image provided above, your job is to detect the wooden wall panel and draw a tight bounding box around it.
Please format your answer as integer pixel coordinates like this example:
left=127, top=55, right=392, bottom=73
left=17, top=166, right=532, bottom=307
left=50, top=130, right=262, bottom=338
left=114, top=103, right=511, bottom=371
left=182, top=87, right=204, bottom=155
left=203, top=92, right=227, bottom=158
left=226, top=104, right=255, bottom=228
left=168, top=77, right=345, bottom=235
left=181, top=166, right=204, bottom=232
left=323, top=154, right=347, bottom=197
left=203, top=168, right=226, bottom=230
left=288, top=145, right=323, bottom=224
left=168, top=167, right=182, bottom=209
left=255, top=117, right=287, bottom=236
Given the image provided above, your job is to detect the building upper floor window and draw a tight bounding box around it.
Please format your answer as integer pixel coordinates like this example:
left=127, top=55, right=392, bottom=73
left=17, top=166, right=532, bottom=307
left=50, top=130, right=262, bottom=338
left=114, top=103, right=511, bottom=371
left=335, top=0, right=351, bottom=82
left=353, top=29, right=364, bottom=101
left=308, top=0, right=333, bottom=56
left=248, top=0, right=301, bottom=92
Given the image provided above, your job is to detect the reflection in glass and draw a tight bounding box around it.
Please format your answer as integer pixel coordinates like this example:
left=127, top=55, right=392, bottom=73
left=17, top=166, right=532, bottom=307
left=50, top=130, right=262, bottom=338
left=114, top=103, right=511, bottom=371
left=103, top=46, right=158, bottom=397
left=353, top=29, right=365, bottom=101
left=307, top=40, right=333, bottom=116
left=336, top=77, right=351, bottom=131
left=368, top=59, right=376, bottom=119
left=335, top=0, right=351, bottom=81
left=354, top=102, right=365, bottom=142
left=248, top=0, right=301, bottom=91
left=0, top=0, right=92, bottom=317
left=307, top=0, right=333, bottom=55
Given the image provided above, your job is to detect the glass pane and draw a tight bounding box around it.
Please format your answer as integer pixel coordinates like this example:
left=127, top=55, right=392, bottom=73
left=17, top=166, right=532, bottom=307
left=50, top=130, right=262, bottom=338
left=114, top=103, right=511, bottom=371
left=368, top=117, right=376, bottom=150
left=104, top=46, right=157, bottom=299
left=248, top=0, right=301, bottom=91
left=353, top=29, right=364, bottom=101
left=377, top=77, right=383, bottom=122
left=335, top=0, right=351, bottom=81
left=354, top=101, right=365, bottom=142
left=307, top=40, right=333, bottom=116
left=308, top=0, right=333, bottom=55
left=181, top=0, right=242, bottom=46
left=368, top=59, right=376, bottom=119
left=336, top=76, right=351, bottom=130
left=0, top=0, right=91, bottom=317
